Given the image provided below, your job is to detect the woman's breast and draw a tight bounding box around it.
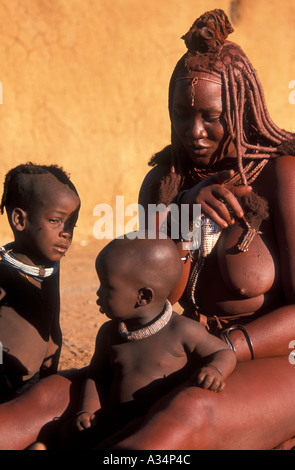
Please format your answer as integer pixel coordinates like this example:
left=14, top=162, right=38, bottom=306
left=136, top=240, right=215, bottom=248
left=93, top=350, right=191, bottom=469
left=217, top=222, right=276, bottom=298
left=193, top=220, right=279, bottom=316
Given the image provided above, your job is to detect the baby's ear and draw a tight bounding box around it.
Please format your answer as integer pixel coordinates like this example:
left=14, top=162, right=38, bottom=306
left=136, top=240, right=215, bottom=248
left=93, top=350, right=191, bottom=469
left=11, top=208, right=28, bottom=232
left=136, top=287, right=154, bottom=307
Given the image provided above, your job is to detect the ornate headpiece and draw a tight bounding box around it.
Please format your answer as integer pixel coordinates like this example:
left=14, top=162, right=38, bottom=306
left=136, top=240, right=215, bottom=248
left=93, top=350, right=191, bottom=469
left=182, top=9, right=234, bottom=56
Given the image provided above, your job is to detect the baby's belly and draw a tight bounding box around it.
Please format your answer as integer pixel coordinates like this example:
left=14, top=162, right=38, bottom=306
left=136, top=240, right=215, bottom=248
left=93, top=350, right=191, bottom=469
left=194, top=223, right=279, bottom=317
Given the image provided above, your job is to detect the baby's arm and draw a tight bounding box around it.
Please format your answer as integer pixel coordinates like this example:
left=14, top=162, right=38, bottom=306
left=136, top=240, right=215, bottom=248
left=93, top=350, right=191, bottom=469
left=75, top=321, right=112, bottom=431
left=76, top=377, right=101, bottom=430
left=193, top=347, right=236, bottom=392
left=181, top=317, right=237, bottom=392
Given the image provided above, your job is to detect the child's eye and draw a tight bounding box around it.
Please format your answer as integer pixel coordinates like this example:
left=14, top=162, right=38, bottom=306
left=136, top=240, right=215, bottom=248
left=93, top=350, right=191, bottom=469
left=49, top=218, right=61, bottom=224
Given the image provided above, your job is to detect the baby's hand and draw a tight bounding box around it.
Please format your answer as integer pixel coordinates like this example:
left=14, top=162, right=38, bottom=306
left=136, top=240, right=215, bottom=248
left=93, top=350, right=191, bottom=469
left=192, top=365, right=225, bottom=392
left=75, top=411, right=96, bottom=431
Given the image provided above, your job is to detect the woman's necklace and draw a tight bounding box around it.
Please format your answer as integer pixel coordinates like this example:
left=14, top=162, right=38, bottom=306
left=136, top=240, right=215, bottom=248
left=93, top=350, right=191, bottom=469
left=0, top=242, right=59, bottom=281
left=118, top=300, right=173, bottom=342
left=190, top=158, right=269, bottom=186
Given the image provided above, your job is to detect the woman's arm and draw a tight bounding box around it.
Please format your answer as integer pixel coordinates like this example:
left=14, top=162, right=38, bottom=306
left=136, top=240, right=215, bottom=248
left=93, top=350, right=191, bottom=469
left=139, top=167, right=252, bottom=231
left=138, top=165, right=171, bottom=231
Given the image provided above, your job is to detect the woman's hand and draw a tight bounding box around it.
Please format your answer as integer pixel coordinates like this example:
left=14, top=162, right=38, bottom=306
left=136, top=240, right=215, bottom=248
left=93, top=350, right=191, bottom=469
left=181, top=170, right=252, bottom=228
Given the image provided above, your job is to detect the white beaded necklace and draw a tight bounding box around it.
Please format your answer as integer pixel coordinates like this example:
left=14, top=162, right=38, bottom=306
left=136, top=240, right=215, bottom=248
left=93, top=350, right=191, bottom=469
left=0, top=242, right=60, bottom=281
left=118, top=300, right=173, bottom=342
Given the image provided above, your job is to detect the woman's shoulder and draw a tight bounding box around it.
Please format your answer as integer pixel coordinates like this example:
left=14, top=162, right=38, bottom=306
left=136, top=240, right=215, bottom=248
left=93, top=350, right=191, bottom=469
left=139, top=146, right=172, bottom=206
left=257, top=154, right=295, bottom=214
left=271, top=138, right=295, bottom=179
left=273, top=153, right=295, bottom=172
left=252, top=154, right=295, bottom=198
left=268, top=154, right=295, bottom=189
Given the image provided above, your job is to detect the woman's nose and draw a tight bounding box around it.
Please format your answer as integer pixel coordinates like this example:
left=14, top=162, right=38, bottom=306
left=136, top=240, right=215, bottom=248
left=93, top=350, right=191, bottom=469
left=189, top=117, right=208, bottom=140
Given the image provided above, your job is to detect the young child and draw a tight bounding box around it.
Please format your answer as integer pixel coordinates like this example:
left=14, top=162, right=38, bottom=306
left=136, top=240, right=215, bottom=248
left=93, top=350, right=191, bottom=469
left=73, top=232, right=236, bottom=448
left=0, top=162, right=80, bottom=402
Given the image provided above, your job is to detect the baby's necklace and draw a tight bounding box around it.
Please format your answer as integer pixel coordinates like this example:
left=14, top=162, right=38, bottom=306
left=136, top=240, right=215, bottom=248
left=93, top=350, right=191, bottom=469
left=118, top=300, right=173, bottom=342
left=0, top=242, right=60, bottom=282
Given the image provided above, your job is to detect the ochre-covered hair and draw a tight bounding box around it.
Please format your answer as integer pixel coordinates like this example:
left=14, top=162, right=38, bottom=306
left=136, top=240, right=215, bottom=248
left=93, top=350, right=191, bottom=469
left=149, top=9, right=295, bottom=205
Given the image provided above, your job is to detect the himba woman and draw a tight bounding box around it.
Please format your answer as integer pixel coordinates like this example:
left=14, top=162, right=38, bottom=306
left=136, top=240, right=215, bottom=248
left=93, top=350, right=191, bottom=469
left=112, top=9, right=295, bottom=450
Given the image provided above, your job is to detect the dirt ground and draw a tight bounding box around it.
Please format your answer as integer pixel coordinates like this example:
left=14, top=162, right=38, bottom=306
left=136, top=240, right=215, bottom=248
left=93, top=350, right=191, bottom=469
left=58, top=238, right=107, bottom=372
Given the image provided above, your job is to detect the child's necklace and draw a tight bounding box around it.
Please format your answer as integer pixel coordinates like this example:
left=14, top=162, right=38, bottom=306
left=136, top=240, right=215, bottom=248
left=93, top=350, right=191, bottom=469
left=0, top=242, right=60, bottom=281
left=118, top=300, right=173, bottom=342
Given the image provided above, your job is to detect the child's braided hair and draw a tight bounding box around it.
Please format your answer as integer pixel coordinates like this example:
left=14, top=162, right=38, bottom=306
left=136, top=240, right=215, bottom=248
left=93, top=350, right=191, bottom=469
left=1, top=162, right=78, bottom=215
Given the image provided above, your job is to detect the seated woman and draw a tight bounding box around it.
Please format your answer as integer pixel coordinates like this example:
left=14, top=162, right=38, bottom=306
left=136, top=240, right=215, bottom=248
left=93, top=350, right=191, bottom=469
left=112, top=9, right=295, bottom=450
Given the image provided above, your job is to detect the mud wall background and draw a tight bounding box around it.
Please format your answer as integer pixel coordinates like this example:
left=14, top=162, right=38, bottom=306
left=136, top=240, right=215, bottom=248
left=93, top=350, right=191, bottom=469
left=0, top=0, right=294, bottom=244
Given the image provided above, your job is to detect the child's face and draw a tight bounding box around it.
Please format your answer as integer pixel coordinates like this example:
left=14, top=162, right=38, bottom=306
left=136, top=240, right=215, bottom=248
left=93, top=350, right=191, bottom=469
left=22, top=186, right=80, bottom=264
left=96, top=256, right=139, bottom=322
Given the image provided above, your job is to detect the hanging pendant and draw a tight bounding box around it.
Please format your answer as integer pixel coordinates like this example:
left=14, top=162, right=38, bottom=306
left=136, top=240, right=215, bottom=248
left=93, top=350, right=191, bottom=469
left=238, top=218, right=262, bottom=253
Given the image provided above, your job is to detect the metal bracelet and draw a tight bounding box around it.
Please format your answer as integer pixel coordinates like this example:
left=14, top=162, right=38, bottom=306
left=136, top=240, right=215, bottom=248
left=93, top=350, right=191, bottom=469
left=222, top=325, right=255, bottom=360
left=75, top=410, right=91, bottom=417
left=206, top=364, right=223, bottom=377
left=221, top=330, right=236, bottom=353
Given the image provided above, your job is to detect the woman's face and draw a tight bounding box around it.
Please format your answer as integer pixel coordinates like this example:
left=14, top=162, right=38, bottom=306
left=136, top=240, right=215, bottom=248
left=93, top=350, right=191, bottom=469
left=171, top=72, right=229, bottom=168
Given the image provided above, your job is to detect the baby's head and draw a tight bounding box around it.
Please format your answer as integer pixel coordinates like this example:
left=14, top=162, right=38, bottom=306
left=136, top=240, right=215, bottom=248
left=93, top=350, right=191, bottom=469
left=95, top=231, right=182, bottom=324
left=1, top=162, right=80, bottom=264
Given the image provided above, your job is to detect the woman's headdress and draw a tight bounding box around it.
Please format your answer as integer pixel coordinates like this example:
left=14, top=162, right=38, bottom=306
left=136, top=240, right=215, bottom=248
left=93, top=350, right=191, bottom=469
left=182, top=9, right=234, bottom=56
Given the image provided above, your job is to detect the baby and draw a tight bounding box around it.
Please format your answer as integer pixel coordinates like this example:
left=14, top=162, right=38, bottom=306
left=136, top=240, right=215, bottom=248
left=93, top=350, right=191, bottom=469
left=0, top=162, right=80, bottom=402
left=73, top=232, right=236, bottom=448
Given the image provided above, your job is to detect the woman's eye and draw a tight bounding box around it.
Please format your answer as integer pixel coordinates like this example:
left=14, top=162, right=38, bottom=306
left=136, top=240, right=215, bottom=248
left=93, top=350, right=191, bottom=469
left=49, top=218, right=61, bottom=224
left=203, top=113, right=222, bottom=122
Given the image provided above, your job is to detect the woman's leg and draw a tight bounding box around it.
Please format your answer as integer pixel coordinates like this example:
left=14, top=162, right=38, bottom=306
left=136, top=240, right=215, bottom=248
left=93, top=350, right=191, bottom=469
left=0, top=374, right=75, bottom=450
left=114, top=357, right=295, bottom=450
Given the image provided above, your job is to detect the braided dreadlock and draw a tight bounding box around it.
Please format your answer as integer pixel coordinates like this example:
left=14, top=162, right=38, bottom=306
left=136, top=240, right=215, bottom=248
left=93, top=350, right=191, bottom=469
left=149, top=9, right=295, bottom=205
left=1, top=162, right=79, bottom=216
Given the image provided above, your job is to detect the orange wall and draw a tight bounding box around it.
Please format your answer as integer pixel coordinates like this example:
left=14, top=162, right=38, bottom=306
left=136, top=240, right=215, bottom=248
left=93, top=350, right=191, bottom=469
left=0, top=0, right=294, bottom=243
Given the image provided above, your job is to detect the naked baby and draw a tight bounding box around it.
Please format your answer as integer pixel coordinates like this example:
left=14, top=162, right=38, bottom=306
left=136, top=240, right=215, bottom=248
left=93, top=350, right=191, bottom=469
left=71, top=232, right=236, bottom=448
